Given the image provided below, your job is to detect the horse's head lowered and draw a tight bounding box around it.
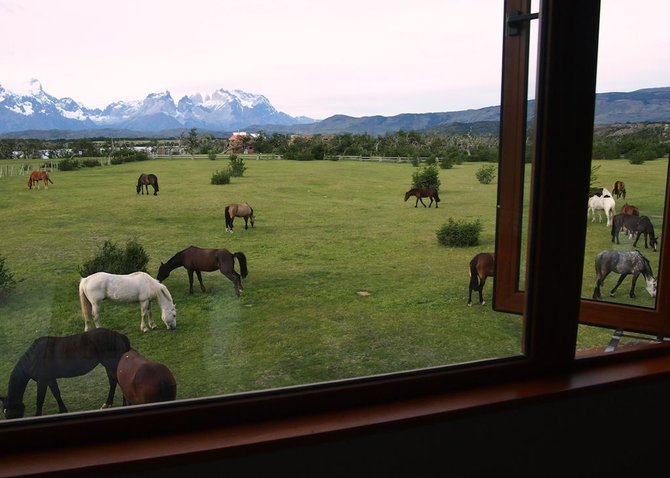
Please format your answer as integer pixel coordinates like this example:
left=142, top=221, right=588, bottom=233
left=158, top=285, right=177, bottom=330
left=157, top=262, right=170, bottom=283
left=0, top=396, right=25, bottom=419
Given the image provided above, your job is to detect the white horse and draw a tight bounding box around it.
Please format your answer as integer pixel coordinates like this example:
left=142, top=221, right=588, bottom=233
left=588, top=190, right=616, bottom=226
left=79, top=271, right=177, bottom=333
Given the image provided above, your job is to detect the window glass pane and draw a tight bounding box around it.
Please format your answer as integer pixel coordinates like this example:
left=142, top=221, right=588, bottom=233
left=577, top=0, right=670, bottom=345
left=0, top=1, right=528, bottom=421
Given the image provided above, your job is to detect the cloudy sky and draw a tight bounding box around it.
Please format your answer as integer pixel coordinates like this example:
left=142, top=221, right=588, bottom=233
left=1, top=1, right=668, bottom=119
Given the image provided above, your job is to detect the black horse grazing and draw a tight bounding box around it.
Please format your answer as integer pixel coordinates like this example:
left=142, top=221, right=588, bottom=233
left=404, top=187, right=440, bottom=208
left=224, top=203, right=255, bottom=233
left=468, top=252, right=495, bottom=306
left=157, top=245, right=248, bottom=296
left=611, top=214, right=658, bottom=252
left=0, top=328, right=130, bottom=419
left=137, top=173, right=159, bottom=195
left=592, top=249, right=657, bottom=300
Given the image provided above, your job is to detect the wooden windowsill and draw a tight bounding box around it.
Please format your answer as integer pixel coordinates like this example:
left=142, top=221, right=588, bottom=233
left=3, top=351, right=670, bottom=477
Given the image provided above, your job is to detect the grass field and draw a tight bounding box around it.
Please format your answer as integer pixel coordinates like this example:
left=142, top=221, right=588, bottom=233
left=0, top=156, right=665, bottom=417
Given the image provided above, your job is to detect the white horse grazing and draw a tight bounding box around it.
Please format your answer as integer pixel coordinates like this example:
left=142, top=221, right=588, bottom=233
left=79, top=271, right=177, bottom=333
left=588, top=192, right=616, bottom=227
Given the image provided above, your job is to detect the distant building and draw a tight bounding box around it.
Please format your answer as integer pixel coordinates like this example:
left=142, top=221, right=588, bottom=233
left=226, top=131, right=258, bottom=154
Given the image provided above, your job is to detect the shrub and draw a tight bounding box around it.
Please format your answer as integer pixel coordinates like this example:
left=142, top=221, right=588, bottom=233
left=81, top=159, right=101, bottom=168
left=208, top=152, right=217, bottom=160
left=0, top=255, right=17, bottom=298
left=439, top=156, right=455, bottom=169
left=436, top=218, right=482, bottom=247
left=475, top=164, right=497, bottom=184
left=411, top=164, right=441, bottom=190
left=228, top=154, right=246, bottom=177
left=57, top=158, right=80, bottom=171
left=211, top=169, right=231, bottom=185
left=78, top=239, right=149, bottom=277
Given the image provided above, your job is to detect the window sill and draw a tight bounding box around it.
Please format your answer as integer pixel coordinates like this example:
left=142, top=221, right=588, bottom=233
left=3, top=350, right=670, bottom=477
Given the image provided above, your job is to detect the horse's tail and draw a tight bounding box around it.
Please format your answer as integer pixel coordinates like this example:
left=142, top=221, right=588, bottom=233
left=78, top=278, right=93, bottom=322
left=468, top=256, right=481, bottom=290
left=224, top=206, right=231, bottom=227
left=27, top=177, right=32, bottom=188
left=47, top=174, right=53, bottom=184
left=234, top=252, right=248, bottom=278
left=434, top=190, right=441, bottom=202
left=153, top=175, right=159, bottom=192
left=157, top=375, right=177, bottom=401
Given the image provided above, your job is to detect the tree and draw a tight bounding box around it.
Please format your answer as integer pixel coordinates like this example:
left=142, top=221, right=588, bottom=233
left=184, top=128, right=199, bottom=160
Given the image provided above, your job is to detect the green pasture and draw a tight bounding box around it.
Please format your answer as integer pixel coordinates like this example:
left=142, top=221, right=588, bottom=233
left=0, top=156, right=665, bottom=418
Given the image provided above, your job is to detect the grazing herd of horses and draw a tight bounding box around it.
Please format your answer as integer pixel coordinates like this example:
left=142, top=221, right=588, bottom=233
left=6, top=170, right=255, bottom=419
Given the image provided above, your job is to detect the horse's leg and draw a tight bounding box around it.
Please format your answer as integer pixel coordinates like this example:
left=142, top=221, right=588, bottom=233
left=35, top=381, right=49, bottom=416
left=414, top=197, right=419, bottom=207
left=419, top=197, right=427, bottom=207
left=610, top=273, right=629, bottom=296
left=139, top=300, right=152, bottom=332
left=478, top=277, right=487, bottom=305
left=101, top=366, right=118, bottom=408
left=187, top=269, right=196, bottom=294
left=48, top=380, right=68, bottom=413
left=592, top=272, right=607, bottom=299
left=153, top=184, right=157, bottom=196
left=434, top=196, right=438, bottom=208
left=244, top=217, right=249, bottom=229
left=629, top=273, right=640, bottom=298
left=222, top=270, right=242, bottom=296
left=91, top=301, right=102, bottom=329
left=195, top=270, right=206, bottom=292
left=428, top=197, right=434, bottom=208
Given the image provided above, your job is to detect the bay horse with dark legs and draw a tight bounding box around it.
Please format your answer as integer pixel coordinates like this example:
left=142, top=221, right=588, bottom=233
left=137, top=173, right=159, bottom=195
left=468, top=252, right=495, bottom=306
left=224, top=202, right=255, bottom=232
left=117, top=349, right=176, bottom=405
left=404, top=187, right=440, bottom=208
left=0, top=328, right=130, bottom=419
left=612, top=180, right=626, bottom=200
left=592, top=249, right=657, bottom=300
left=28, top=170, right=53, bottom=189
left=157, top=245, right=248, bottom=296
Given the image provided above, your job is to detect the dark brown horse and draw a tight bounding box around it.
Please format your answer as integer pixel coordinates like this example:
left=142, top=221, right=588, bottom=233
left=612, top=180, right=626, bottom=200
left=404, top=187, right=440, bottom=208
left=117, top=349, right=176, bottom=405
left=0, top=328, right=130, bottom=419
left=157, top=245, right=248, bottom=296
left=137, top=173, right=159, bottom=195
left=224, top=202, right=255, bottom=232
left=28, top=170, right=53, bottom=189
left=468, top=252, right=495, bottom=306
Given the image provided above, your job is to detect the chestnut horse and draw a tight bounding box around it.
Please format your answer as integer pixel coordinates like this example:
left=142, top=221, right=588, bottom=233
left=620, top=203, right=639, bottom=216
left=468, top=252, right=495, bottom=306
left=137, top=173, right=159, bottom=195
left=117, top=349, right=176, bottom=405
left=28, top=170, right=53, bottom=189
left=612, top=180, right=626, bottom=200
left=404, top=187, right=440, bottom=208
left=157, top=245, right=248, bottom=296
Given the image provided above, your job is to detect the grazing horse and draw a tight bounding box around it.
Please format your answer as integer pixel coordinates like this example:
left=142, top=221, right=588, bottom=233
left=587, top=191, right=616, bottom=226
left=592, top=249, right=657, bottom=299
left=136, top=173, right=159, bottom=195
left=117, top=349, right=176, bottom=405
left=28, top=170, right=53, bottom=189
left=79, top=271, right=177, bottom=333
left=157, top=245, right=248, bottom=296
left=612, top=180, right=626, bottom=200
left=611, top=213, right=641, bottom=244
left=224, top=202, right=255, bottom=232
left=468, top=252, right=495, bottom=306
left=404, top=187, right=440, bottom=208
left=631, top=216, right=659, bottom=252
left=0, top=328, right=130, bottom=419
left=620, top=203, right=639, bottom=216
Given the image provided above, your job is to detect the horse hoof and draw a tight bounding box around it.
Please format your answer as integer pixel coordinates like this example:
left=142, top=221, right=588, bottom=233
left=467, top=303, right=472, bottom=307
left=100, top=403, right=110, bottom=409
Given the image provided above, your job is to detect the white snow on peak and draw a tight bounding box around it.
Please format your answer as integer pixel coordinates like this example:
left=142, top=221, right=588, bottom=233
left=12, top=78, right=44, bottom=97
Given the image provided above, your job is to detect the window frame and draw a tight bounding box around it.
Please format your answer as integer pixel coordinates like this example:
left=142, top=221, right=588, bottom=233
left=4, top=1, right=670, bottom=473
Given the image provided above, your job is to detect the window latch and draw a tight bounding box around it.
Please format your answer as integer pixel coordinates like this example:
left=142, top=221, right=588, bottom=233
left=507, top=10, right=539, bottom=36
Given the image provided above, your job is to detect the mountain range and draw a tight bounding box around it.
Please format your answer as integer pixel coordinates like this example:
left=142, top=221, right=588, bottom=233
left=1, top=79, right=669, bottom=138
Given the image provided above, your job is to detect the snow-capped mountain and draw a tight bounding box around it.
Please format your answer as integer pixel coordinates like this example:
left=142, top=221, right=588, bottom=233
left=0, top=79, right=312, bottom=134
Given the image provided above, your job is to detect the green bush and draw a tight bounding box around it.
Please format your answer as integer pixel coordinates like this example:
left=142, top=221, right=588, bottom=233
left=208, top=152, right=217, bottom=160
left=78, top=239, right=149, bottom=277
left=81, top=159, right=101, bottom=168
left=57, top=158, right=80, bottom=171
left=439, top=156, right=455, bottom=169
left=0, top=255, right=17, bottom=298
left=436, top=218, right=482, bottom=247
left=211, top=169, right=231, bottom=185
left=475, top=164, right=497, bottom=184
left=228, top=154, right=247, bottom=177
left=411, top=164, right=441, bottom=190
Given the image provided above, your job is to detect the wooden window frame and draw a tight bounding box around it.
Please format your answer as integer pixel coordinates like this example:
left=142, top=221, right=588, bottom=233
left=4, top=1, right=670, bottom=475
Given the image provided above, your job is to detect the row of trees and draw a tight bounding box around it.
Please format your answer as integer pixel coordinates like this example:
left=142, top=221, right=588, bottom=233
left=1, top=123, right=667, bottom=163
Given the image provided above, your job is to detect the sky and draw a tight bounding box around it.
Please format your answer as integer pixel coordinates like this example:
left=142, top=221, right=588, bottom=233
left=0, top=0, right=669, bottom=120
